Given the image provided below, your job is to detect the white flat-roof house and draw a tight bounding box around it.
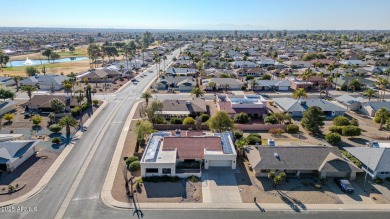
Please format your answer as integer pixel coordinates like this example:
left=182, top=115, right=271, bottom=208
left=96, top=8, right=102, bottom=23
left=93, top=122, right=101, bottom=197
left=140, top=131, right=236, bottom=178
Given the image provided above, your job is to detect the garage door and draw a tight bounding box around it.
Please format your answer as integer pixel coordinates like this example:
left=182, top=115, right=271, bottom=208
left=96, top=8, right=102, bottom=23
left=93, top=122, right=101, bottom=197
left=209, top=160, right=231, bottom=167
left=326, top=172, right=350, bottom=178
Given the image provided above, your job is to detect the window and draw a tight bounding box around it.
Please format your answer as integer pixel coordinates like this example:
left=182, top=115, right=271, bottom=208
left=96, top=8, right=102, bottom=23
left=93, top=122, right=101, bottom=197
left=162, top=168, right=171, bottom=174
left=145, top=168, right=158, bottom=173
left=380, top=172, right=389, bottom=175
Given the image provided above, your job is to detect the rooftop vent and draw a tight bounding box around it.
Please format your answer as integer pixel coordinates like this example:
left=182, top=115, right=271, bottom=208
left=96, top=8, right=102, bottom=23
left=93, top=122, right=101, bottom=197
left=274, top=153, right=279, bottom=158
left=299, top=100, right=306, bottom=105
left=175, top=129, right=181, bottom=137
left=186, top=101, right=191, bottom=105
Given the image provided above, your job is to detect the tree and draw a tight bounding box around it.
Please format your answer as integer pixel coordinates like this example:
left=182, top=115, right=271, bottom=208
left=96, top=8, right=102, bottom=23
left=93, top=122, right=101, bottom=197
left=208, top=111, right=234, bottom=132
left=32, top=115, right=43, bottom=126
left=58, top=115, right=78, bottom=135
left=12, top=76, right=22, bottom=90
left=341, top=126, right=361, bottom=137
left=49, top=124, right=62, bottom=133
left=25, top=66, right=39, bottom=76
left=363, top=88, right=377, bottom=101
left=183, top=117, right=196, bottom=125
left=42, top=48, right=52, bottom=62
left=68, top=45, right=75, bottom=53
left=141, top=92, right=152, bottom=106
left=272, top=112, right=291, bottom=124
left=0, top=85, right=15, bottom=101
left=376, top=78, right=389, bottom=101
left=301, top=68, right=313, bottom=88
left=199, top=114, right=210, bottom=122
left=246, top=133, right=262, bottom=145
left=50, top=99, right=65, bottom=113
left=141, top=100, right=163, bottom=124
left=301, top=106, right=325, bottom=134
left=325, top=132, right=341, bottom=145
left=125, top=156, right=139, bottom=167
left=191, top=87, right=204, bottom=98
left=333, top=115, right=350, bottom=126
left=207, top=82, right=217, bottom=91
left=286, top=124, right=299, bottom=134
left=21, top=85, right=38, bottom=100
left=348, top=78, right=362, bottom=92
left=374, top=107, right=390, bottom=130
left=261, top=74, right=271, bottom=80
left=50, top=52, right=60, bottom=63
left=234, top=112, right=251, bottom=124
left=350, top=118, right=359, bottom=127
left=135, top=120, right=154, bottom=147
left=291, top=88, right=307, bottom=99
left=264, top=115, right=278, bottom=124
left=3, top=113, right=13, bottom=124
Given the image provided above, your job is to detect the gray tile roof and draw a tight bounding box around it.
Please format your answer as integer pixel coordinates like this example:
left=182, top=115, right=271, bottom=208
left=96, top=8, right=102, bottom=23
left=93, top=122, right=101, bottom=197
left=273, top=98, right=346, bottom=113
left=366, top=102, right=390, bottom=112
left=335, top=94, right=367, bottom=105
left=346, top=147, right=390, bottom=172
left=209, top=78, right=244, bottom=86
left=158, top=76, right=194, bottom=85
left=0, top=140, right=40, bottom=164
left=245, top=146, right=361, bottom=172
left=161, top=99, right=207, bottom=114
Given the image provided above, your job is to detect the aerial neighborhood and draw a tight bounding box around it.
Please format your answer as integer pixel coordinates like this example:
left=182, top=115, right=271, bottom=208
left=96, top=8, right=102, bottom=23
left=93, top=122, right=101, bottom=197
left=1, top=27, right=390, bottom=216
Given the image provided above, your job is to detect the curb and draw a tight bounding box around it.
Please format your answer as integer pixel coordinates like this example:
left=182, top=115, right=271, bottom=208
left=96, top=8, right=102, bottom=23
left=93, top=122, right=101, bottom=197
left=0, top=100, right=108, bottom=207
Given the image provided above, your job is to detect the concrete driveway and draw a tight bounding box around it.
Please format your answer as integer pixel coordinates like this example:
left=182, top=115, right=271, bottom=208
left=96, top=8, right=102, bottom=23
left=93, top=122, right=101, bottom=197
left=328, top=180, right=374, bottom=204
left=202, top=167, right=242, bottom=203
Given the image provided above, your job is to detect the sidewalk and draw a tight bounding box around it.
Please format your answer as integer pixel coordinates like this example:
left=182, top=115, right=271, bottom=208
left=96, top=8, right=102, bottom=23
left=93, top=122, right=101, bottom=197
left=0, top=100, right=108, bottom=207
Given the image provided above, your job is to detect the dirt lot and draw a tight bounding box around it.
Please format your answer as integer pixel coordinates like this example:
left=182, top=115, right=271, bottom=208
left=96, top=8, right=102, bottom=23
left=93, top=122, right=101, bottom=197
left=0, top=150, right=59, bottom=202
left=235, top=159, right=342, bottom=204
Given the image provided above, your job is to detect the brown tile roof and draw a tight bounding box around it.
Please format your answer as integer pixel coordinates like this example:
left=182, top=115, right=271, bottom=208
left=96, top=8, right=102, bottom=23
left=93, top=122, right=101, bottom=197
left=29, top=95, right=79, bottom=108
left=162, top=137, right=222, bottom=159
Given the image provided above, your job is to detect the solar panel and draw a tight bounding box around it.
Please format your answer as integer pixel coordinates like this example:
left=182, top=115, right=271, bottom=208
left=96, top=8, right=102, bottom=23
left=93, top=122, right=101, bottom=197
left=219, top=133, right=234, bottom=154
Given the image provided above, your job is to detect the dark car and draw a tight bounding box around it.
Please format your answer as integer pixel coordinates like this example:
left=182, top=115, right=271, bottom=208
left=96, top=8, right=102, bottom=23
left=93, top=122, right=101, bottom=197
left=334, top=178, right=354, bottom=193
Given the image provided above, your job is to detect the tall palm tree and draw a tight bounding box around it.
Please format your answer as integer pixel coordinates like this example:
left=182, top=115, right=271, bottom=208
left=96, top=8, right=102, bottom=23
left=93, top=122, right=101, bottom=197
left=325, top=76, right=333, bottom=98
left=12, top=76, right=22, bottom=91
left=21, top=85, right=38, bottom=100
left=141, top=92, right=152, bottom=106
left=301, top=68, right=313, bottom=89
left=58, top=115, right=79, bottom=135
left=292, top=88, right=308, bottom=99
left=191, top=87, right=204, bottom=98
left=376, top=78, right=389, bottom=101
left=207, top=81, right=217, bottom=91
left=327, top=64, right=335, bottom=76
left=375, top=107, right=389, bottom=130
left=363, top=88, right=377, bottom=101
left=250, top=79, right=257, bottom=91
left=279, top=73, right=286, bottom=79
left=163, top=55, right=167, bottom=69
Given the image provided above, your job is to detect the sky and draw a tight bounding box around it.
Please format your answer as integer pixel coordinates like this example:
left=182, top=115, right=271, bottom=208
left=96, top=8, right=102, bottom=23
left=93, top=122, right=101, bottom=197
left=1, top=0, right=390, bottom=30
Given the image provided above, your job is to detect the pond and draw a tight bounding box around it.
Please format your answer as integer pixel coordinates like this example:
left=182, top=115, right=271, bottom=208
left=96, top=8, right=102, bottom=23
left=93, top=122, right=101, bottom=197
left=6, top=57, right=88, bottom=67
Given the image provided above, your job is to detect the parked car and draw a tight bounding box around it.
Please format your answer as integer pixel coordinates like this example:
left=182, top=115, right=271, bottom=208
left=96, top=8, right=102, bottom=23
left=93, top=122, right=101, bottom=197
left=334, top=178, right=354, bottom=193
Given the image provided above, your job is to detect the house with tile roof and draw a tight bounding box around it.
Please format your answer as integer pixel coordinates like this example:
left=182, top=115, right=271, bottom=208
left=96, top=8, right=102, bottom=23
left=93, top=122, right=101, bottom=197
left=155, top=76, right=196, bottom=92
left=157, top=99, right=208, bottom=119
left=203, top=78, right=244, bottom=90
left=165, top=68, right=197, bottom=76
left=0, top=140, right=40, bottom=172
left=273, top=98, right=346, bottom=117
left=252, top=80, right=291, bottom=91
left=245, top=145, right=361, bottom=180
left=140, top=131, right=236, bottom=177
left=216, top=94, right=268, bottom=118
left=359, top=101, right=390, bottom=117
left=20, top=74, right=68, bottom=91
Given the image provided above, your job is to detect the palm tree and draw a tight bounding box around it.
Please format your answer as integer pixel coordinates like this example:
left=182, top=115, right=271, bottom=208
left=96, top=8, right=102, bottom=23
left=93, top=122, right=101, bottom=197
left=119, top=64, right=125, bottom=72
left=207, top=81, right=217, bottom=91
left=279, top=73, right=286, bottom=79
left=12, top=76, right=22, bottom=91
left=375, top=107, right=389, bottom=130
left=326, top=64, right=335, bottom=76
left=75, top=90, right=84, bottom=106
left=376, top=78, right=389, bottom=101
left=21, top=85, right=37, bottom=100
left=191, top=87, right=204, bottom=98
left=58, top=115, right=79, bottom=135
left=301, top=68, right=313, bottom=89
left=363, top=88, right=377, bottom=101
left=250, top=79, right=257, bottom=91
left=292, top=88, right=308, bottom=99
left=163, top=55, right=167, bottom=69
left=325, top=76, right=333, bottom=98
left=141, top=92, right=152, bottom=106
left=348, top=78, right=361, bottom=92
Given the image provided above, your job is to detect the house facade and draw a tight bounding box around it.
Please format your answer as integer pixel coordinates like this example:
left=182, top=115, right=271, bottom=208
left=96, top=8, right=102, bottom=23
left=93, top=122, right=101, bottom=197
left=273, top=98, right=346, bottom=117
left=217, top=94, right=268, bottom=118
left=0, top=140, right=40, bottom=172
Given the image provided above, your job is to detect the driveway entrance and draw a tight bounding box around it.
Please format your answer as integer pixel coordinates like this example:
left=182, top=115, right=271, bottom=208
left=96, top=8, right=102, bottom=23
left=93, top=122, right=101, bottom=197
left=328, top=179, right=374, bottom=204
left=202, top=167, right=242, bottom=203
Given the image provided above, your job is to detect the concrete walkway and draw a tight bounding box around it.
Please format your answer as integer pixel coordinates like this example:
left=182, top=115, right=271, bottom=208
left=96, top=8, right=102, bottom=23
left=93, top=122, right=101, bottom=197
left=202, top=168, right=242, bottom=203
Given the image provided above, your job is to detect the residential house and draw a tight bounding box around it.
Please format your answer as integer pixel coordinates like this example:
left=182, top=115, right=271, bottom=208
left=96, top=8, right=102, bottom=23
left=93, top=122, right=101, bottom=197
left=203, top=78, right=244, bottom=90
left=252, top=80, right=291, bottom=91
left=28, top=95, right=79, bottom=112
left=140, top=132, right=237, bottom=177
left=0, top=77, right=15, bottom=86
left=359, top=101, right=390, bottom=117
left=0, top=140, right=41, bottom=172
left=283, top=61, right=312, bottom=69
left=20, top=74, right=68, bottom=91
left=273, top=98, right=346, bottom=117
left=333, top=76, right=375, bottom=90
left=346, top=141, right=390, bottom=179
left=257, top=59, right=276, bottom=67
left=216, top=94, right=268, bottom=118
left=339, top=59, right=365, bottom=67
left=235, top=68, right=266, bottom=77
left=0, top=100, right=17, bottom=116
left=155, top=76, right=196, bottom=92
left=165, top=68, right=197, bottom=76
left=334, top=95, right=367, bottom=111
left=245, top=145, right=361, bottom=180
left=231, top=61, right=257, bottom=68
left=158, top=99, right=208, bottom=119
left=287, top=77, right=314, bottom=90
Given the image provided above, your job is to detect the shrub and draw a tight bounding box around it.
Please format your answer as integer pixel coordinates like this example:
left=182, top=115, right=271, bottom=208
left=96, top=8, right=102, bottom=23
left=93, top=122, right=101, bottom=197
left=52, top=137, right=61, bottom=144
left=170, top=117, right=182, bottom=124
left=183, top=117, right=195, bottom=125
left=246, top=75, right=254, bottom=81
left=199, top=114, right=210, bottom=122
left=234, top=112, right=251, bottom=124
left=264, top=115, right=278, bottom=124
left=49, top=124, right=63, bottom=133
left=233, top=129, right=243, bottom=140
left=3, top=113, right=14, bottom=123
left=340, top=150, right=362, bottom=168
left=374, top=178, right=383, bottom=184
left=350, top=118, right=359, bottom=127
left=325, top=132, right=341, bottom=145
left=269, top=128, right=285, bottom=135
left=333, top=115, right=350, bottom=126
left=286, top=124, right=299, bottom=134
left=246, top=133, right=262, bottom=145
left=92, top=99, right=99, bottom=105
left=71, top=107, right=81, bottom=116
left=329, top=126, right=343, bottom=134
left=32, top=115, right=43, bottom=125
left=341, top=125, right=361, bottom=137
left=8, top=185, right=14, bottom=191
left=241, top=85, right=247, bottom=91
left=125, top=156, right=139, bottom=166
left=81, top=102, right=91, bottom=111
left=189, top=175, right=199, bottom=183
left=129, top=161, right=140, bottom=171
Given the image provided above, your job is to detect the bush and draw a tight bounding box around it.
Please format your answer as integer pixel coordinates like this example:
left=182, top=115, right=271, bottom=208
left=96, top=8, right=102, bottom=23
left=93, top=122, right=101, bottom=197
left=350, top=118, right=359, bottom=127
left=71, top=107, right=81, bottom=116
left=325, top=132, right=341, bottom=145
left=183, top=117, right=195, bottom=125
left=32, top=115, right=43, bottom=125
left=233, top=129, right=243, bottom=140
left=129, top=161, right=140, bottom=171
left=49, top=124, right=63, bottom=133
left=246, top=75, right=254, bottom=81
left=264, top=115, right=278, bottom=124
left=52, top=137, right=61, bottom=144
left=340, top=150, right=362, bottom=168
left=199, top=114, right=210, bottom=122
left=92, top=99, right=99, bottom=105
left=246, top=133, right=262, bottom=145
left=81, top=102, right=91, bottom=111
left=3, top=113, right=14, bottom=123
left=333, top=115, right=350, bottom=126
left=342, top=125, right=361, bottom=137
left=269, top=128, right=285, bottom=135
left=234, top=112, right=251, bottom=124
left=8, top=185, right=14, bottom=191
left=329, top=126, right=343, bottom=134
left=170, top=117, right=182, bottom=124
left=286, top=124, right=299, bottom=134
left=125, top=156, right=139, bottom=166
left=189, top=175, right=199, bottom=183
left=374, top=178, right=383, bottom=184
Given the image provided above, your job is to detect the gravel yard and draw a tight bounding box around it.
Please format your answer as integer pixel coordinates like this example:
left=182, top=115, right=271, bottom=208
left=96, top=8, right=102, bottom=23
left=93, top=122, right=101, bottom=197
left=0, top=150, right=59, bottom=202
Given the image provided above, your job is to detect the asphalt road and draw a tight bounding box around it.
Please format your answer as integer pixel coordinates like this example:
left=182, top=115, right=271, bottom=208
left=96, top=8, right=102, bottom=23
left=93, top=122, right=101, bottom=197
left=1, top=46, right=184, bottom=219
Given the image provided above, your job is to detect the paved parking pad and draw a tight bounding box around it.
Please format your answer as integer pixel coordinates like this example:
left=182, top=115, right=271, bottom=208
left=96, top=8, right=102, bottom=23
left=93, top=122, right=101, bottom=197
left=328, top=180, right=374, bottom=204
left=202, top=167, right=242, bottom=203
